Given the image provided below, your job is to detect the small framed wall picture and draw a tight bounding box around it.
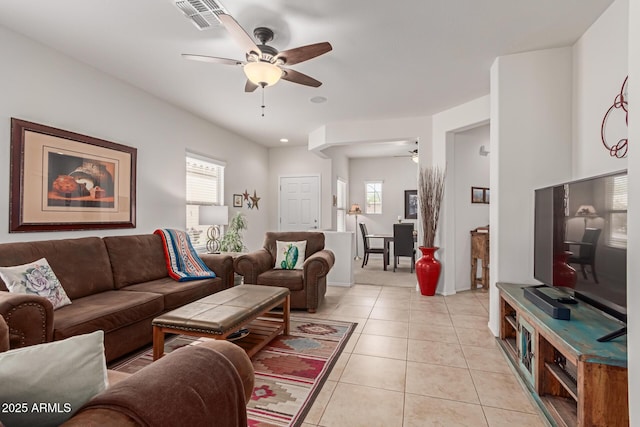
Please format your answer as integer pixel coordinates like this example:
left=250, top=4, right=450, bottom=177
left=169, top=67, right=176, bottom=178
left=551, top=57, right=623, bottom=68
left=471, top=187, right=490, bottom=204
left=404, top=190, right=418, bottom=219
left=233, top=194, right=243, bottom=207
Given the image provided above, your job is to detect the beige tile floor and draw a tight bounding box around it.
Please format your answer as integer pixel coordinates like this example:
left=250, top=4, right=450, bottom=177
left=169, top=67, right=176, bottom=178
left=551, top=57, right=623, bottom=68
left=295, top=282, right=550, bottom=427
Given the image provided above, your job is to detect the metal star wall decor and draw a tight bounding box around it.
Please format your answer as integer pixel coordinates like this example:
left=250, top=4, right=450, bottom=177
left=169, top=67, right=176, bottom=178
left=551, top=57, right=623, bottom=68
left=250, top=190, right=261, bottom=210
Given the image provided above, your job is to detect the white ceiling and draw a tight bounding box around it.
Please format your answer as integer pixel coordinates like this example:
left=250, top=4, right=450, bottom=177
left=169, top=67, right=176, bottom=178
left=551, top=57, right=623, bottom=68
left=0, top=0, right=613, bottom=155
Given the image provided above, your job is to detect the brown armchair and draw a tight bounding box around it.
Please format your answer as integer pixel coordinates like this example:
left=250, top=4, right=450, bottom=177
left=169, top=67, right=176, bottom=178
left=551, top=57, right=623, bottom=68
left=234, top=232, right=335, bottom=313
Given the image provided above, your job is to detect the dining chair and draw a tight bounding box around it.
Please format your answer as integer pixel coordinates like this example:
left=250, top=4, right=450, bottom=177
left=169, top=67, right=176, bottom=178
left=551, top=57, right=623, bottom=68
left=568, top=227, right=601, bottom=283
left=359, top=223, right=384, bottom=268
left=393, top=223, right=415, bottom=272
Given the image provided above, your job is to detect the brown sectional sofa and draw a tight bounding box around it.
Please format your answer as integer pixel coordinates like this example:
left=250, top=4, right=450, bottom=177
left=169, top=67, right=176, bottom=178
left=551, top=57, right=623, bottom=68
left=0, top=234, right=233, bottom=361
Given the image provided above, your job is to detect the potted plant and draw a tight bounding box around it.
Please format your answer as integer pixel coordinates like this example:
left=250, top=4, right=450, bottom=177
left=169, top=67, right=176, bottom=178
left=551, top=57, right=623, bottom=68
left=416, top=167, right=445, bottom=296
left=219, top=212, right=248, bottom=253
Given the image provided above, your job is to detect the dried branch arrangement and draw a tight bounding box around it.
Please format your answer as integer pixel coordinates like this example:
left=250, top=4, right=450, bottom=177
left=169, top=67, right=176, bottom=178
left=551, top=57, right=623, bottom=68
left=418, top=167, right=446, bottom=248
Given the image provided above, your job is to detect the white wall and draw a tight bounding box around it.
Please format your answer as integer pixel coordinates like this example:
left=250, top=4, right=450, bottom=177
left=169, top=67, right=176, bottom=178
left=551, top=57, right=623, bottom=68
left=454, top=125, right=490, bottom=292
left=489, top=47, right=573, bottom=334
left=310, top=116, right=431, bottom=151
left=0, top=24, right=269, bottom=251
left=348, top=156, right=418, bottom=258
left=572, top=0, right=629, bottom=179
left=324, top=146, right=350, bottom=230
left=429, top=95, right=490, bottom=295
left=267, top=145, right=332, bottom=237
left=626, top=0, right=639, bottom=421
left=573, top=0, right=635, bottom=422
left=486, top=0, right=637, bottom=419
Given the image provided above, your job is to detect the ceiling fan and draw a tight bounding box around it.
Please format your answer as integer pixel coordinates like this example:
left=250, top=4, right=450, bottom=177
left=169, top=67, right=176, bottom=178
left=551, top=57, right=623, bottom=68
left=182, top=13, right=332, bottom=92
left=393, top=141, right=419, bottom=163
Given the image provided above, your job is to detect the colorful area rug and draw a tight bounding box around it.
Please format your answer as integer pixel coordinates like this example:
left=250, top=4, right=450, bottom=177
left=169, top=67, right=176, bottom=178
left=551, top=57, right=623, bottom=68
left=110, top=317, right=356, bottom=427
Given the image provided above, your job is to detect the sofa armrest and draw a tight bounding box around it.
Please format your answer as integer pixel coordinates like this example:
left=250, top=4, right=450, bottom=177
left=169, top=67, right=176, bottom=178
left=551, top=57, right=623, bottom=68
left=303, top=249, right=335, bottom=279
left=0, top=291, right=53, bottom=349
left=199, top=253, right=234, bottom=288
left=63, top=340, right=254, bottom=427
left=234, top=249, right=273, bottom=284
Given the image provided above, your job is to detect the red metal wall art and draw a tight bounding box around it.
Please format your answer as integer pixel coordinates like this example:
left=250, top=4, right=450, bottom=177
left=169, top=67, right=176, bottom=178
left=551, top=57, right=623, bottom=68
left=601, top=76, right=628, bottom=158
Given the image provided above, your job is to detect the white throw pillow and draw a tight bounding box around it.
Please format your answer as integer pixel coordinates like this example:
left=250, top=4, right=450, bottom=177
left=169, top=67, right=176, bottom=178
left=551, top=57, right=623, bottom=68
left=274, top=240, right=307, bottom=270
left=0, top=330, right=108, bottom=427
left=0, top=258, right=71, bottom=309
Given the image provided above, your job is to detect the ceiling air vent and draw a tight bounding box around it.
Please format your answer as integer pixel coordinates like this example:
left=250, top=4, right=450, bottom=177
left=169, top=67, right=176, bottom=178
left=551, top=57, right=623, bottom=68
left=175, top=0, right=228, bottom=30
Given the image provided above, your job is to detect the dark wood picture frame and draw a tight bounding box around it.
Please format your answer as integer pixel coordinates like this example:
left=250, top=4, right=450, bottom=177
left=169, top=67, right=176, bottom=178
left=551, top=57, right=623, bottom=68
left=404, top=190, right=418, bottom=219
left=10, top=118, right=137, bottom=232
left=471, top=186, right=490, bottom=204
left=233, top=194, right=243, bottom=208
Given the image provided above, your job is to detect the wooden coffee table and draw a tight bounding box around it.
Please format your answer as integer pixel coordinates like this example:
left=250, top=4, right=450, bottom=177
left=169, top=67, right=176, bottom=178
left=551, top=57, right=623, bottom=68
left=152, top=285, right=290, bottom=360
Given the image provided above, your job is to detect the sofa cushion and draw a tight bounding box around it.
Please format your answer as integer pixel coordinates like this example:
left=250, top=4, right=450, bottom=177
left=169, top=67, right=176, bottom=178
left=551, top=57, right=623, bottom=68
left=257, top=269, right=304, bottom=291
left=53, top=291, right=163, bottom=340
left=103, top=235, right=169, bottom=289
left=0, top=237, right=115, bottom=300
left=121, top=277, right=226, bottom=310
left=0, top=330, right=108, bottom=427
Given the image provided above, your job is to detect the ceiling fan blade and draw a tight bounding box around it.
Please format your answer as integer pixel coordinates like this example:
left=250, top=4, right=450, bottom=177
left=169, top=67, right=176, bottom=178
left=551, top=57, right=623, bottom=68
left=218, top=14, right=262, bottom=56
left=182, top=54, right=244, bottom=66
left=275, top=42, right=332, bottom=66
left=245, top=80, right=259, bottom=92
left=281, top=68, right=322, bottom=87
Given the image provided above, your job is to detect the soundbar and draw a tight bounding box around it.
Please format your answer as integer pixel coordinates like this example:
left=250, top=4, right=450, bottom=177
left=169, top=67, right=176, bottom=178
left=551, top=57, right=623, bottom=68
left=523, top=286, right=571, bottom=320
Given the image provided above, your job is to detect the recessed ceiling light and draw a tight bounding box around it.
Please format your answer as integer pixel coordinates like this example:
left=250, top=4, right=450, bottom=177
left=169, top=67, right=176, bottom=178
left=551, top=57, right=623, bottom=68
left=310, top=96, right=327, bottom=104
left=280, top=138, right=289, bottom=143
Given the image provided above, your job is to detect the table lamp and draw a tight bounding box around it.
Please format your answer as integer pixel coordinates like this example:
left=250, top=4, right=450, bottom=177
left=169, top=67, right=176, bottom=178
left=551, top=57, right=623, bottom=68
left=575, top=205, right=597, bottom=227
left=199, top=205, right=229, bottom=253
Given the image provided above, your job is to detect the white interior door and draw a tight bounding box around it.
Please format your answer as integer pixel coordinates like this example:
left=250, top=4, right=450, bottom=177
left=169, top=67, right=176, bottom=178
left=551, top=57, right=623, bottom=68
left=279, top=176, right=320, bottom=231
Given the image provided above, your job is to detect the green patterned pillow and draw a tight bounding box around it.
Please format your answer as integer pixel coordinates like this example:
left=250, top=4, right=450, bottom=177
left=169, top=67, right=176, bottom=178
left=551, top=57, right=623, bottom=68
left=274, top=241, right=307, bottom=270
left=0, top=258, right=72, bottom=310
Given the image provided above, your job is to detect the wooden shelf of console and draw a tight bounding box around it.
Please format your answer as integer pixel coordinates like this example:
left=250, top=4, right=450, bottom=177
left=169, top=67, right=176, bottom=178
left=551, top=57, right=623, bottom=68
left=497, top=282, right=628, bottom=427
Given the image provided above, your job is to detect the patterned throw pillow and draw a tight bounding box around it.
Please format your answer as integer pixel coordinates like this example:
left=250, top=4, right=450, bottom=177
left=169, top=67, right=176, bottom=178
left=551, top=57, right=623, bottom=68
left=274, top=241, right=307, bottom=270
left=0, top=258, right=72, bottom=310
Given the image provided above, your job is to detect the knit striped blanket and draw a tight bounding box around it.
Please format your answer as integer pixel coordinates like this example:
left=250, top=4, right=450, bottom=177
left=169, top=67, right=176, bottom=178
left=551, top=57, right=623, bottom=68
left=154, top=229, right=217, bottom=282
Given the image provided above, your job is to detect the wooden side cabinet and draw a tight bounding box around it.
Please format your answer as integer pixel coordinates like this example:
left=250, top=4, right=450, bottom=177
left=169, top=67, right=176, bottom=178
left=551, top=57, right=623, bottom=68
left=470, top=228, right=489, bottom=290
left=497, top=282, right=628, bottom=427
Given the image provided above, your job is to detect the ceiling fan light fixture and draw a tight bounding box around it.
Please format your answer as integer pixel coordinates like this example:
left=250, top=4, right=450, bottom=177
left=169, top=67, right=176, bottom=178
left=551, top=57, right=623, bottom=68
left=243, top=61, right=282, bottom=87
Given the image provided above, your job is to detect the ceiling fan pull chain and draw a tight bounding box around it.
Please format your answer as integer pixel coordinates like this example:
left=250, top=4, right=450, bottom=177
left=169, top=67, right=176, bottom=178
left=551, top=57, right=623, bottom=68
left=261, top=85, right=266, bottom=117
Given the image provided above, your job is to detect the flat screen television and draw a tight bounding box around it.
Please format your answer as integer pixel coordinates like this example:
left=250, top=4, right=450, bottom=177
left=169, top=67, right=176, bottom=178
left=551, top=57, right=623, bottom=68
left=534, top=170, right=627, bottom=323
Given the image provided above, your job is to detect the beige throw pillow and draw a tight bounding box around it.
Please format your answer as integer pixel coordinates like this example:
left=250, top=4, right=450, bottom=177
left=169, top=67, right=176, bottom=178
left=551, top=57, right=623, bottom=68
left=274, top=240, right=307, bottom=270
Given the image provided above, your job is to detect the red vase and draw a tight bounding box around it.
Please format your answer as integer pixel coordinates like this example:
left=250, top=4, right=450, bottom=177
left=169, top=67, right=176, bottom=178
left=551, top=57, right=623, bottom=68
left=416, top=247, right=441, bottom=296
left=553, top=251, right=577, bottom=288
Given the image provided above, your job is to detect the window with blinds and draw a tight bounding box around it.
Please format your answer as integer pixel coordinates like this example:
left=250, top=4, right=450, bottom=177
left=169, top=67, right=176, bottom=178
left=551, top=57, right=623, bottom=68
left=365, top=181, right=382, bottom=214
left=605, top=174, right=627, bottom=248
left=185, top=152, right=225, bottom=249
